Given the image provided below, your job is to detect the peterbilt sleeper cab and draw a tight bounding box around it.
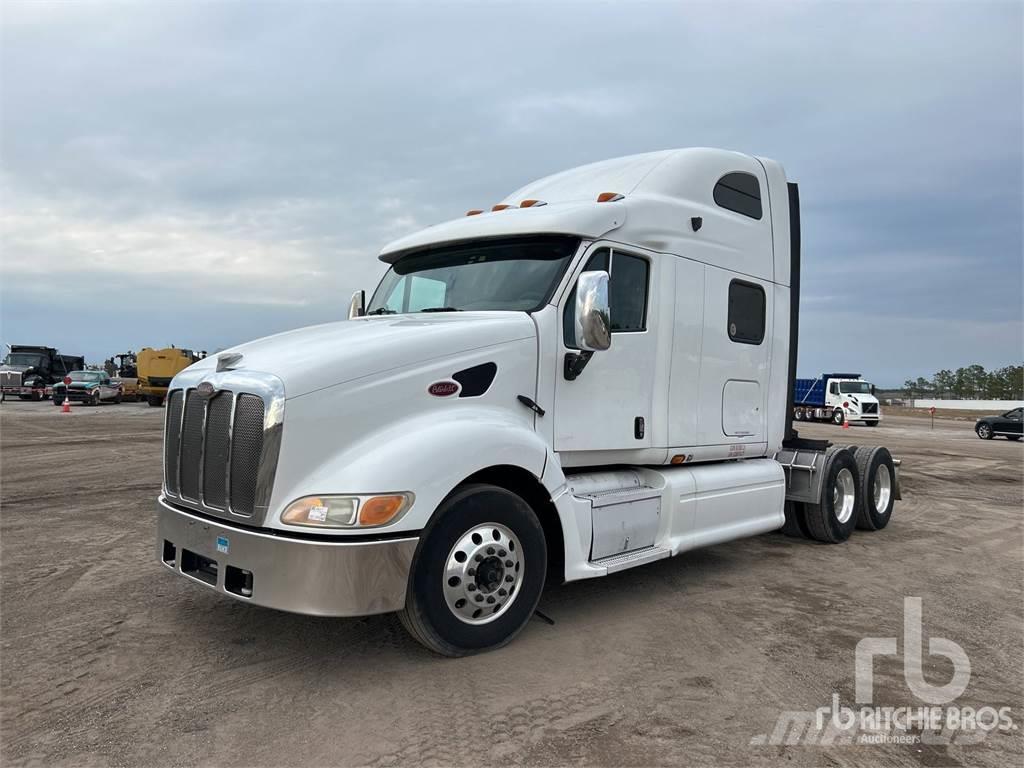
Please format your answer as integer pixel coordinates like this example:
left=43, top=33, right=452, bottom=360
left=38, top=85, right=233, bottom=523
left=156, top=148, right=901, bottom=656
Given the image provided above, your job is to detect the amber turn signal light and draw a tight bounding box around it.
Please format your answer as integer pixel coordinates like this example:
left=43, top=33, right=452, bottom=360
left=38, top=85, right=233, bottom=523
left=359, top=495, right=411, bottom=526
left=596, top=192, right=624, bottom=203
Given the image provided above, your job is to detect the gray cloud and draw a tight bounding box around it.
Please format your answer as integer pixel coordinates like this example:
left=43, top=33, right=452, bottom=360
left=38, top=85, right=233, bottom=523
left=1, top=1, right=1020, bottom=384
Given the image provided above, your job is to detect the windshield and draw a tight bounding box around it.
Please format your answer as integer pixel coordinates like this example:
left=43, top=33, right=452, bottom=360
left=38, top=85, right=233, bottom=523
left=367, top=236, right=580, bottom=314
left=3, top=353, right=44, bottom=368
left=839, top=381, right=872, bottom=394
left=69, top=371, right=103, bottom=382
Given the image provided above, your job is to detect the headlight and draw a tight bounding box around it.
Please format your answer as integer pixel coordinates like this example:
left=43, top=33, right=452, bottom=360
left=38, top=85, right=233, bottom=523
left=280, top=493, right=413, bottom=529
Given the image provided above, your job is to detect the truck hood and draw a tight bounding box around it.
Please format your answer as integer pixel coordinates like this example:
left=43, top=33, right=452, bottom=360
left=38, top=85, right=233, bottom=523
left=180, top=312, right=537, bottom=398
left=0, top=365, right=30, bottom=374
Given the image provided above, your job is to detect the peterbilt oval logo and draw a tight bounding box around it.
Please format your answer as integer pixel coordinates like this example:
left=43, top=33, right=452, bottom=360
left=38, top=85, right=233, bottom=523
left=196, top=381, right=217, bottom=398
left=427, top=380, right=460, bottom=397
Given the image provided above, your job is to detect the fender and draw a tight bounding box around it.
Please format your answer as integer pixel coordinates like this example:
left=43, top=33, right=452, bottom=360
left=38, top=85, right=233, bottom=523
left=266, top=404, right=550, bottom=534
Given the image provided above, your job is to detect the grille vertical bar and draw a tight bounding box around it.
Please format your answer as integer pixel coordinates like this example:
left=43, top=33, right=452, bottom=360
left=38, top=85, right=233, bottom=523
left=202, top=391, right=233, bottom=509
left=229, top=394, right=265, bottom=516
left=179, top=390, right=205, bottom=501
left=164, top=390, right=184, bottom=494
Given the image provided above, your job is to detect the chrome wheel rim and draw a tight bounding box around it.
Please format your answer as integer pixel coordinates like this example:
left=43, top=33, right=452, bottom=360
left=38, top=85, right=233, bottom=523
left=978, top=425, right=991, bottom=438
left=873, top=464, right=891, bottom=513
left=833, top=467, right=855, bottom=523
left=443, top=523, right=523, bottom=625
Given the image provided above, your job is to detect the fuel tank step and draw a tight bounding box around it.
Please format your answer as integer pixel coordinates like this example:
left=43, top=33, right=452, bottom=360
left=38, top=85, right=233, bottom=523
left=591, top=545, right=669, bottom=574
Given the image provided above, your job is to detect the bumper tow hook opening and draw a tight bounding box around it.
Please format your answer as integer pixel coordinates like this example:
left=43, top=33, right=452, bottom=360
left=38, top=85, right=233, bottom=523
left=225, top=566, right=254, bottom=598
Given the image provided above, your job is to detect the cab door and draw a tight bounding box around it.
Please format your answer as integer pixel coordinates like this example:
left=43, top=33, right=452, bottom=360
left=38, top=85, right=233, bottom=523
left=553, top=244, right=659, bottom=458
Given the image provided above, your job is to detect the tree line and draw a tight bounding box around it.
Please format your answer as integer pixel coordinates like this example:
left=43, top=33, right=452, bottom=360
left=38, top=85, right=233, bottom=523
left=903, top=364, right=1024, bottom=400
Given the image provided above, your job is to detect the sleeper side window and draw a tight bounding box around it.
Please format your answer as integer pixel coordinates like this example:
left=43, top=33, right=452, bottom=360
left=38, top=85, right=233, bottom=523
left=727, top=280, right=765, bottom=344
left=563, top=248, right=649, bottom=347
left=714, top=172, right=762, bottom=219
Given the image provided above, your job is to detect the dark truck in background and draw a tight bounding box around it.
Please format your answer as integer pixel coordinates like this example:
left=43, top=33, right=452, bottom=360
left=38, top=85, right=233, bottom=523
left=0, top=345, right=86, bottom=401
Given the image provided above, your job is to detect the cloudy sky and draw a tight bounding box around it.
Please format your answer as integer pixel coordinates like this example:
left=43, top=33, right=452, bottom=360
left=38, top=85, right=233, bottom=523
left=1, top=1, right=1021, bottom=385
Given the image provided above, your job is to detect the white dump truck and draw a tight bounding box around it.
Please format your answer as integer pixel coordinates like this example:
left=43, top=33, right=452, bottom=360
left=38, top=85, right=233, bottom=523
left=793, top=372, right=882, bottom=426
left=156, top=148, right=901, bottom=656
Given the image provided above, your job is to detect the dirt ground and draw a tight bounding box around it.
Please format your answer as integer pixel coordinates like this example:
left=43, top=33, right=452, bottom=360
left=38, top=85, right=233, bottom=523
left=1, top=401, right=1021, bottom=767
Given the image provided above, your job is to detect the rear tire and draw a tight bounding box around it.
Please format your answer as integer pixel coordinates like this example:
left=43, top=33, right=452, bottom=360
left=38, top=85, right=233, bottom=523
left=399, top=483, right=546, bottom=657
left=802, top=447, right=859, bottom=544
left=53, top=397, right=63, bottom=406
left=1007, top=435, right=1021, bottom=441
left=781, top=500, right=809, bottom=538
left=114, top=393, right=122, bottom=404
left=854, top=446, right=895, bottom=531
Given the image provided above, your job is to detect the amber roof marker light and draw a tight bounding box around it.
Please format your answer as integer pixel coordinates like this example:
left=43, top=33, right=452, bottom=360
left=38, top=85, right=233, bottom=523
left=491, top=204, right=516, bottom=211
left=596, top=192, right=625, bottom=203
left=466, top=209, right=484, bottom=216
left=519, top=199, right=547, bottom=208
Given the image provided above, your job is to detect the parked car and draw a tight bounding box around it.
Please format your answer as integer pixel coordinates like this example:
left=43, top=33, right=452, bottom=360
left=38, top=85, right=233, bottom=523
left=51, top=371, right=123, bottom=406
left=975, top=408, right=1023, bottom=440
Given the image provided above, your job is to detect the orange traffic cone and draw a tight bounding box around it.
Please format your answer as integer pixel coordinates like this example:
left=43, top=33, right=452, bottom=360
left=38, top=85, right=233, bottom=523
left=841, top=411, right=849, bottom=429
left=61, top=397, right=71, bottom=413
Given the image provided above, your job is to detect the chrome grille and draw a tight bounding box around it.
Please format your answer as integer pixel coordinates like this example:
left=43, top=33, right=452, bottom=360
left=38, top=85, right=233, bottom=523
left=228, top=394, right=265, bottom=515
left=164, top=390, right=184, bottom=491
left=179, top=390, right=205, bottom=501
left=162, top=372, right=283, bottom=524
left=201, top=392, right=233, bottom=509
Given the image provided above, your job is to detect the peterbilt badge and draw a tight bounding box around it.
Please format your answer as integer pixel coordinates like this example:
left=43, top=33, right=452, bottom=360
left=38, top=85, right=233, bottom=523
left=196, top=381, right=217, bottom=398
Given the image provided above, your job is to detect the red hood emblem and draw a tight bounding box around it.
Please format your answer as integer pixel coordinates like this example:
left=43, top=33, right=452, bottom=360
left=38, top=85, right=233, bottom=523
left=427, top=381, right=460, bottom=397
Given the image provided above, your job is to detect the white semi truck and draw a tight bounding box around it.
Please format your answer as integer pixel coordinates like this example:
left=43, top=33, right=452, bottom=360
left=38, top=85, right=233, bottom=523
left=156, top=148, right=901, bottom=656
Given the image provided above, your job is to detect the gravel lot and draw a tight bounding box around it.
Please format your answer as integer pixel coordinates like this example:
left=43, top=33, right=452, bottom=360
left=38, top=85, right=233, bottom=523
left=2, top=401, right=1021, bottom=767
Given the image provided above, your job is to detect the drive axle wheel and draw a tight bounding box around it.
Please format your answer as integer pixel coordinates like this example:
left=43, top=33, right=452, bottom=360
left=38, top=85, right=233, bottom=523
left=399, top=483, right=546, bottom=656
left=801, top=446, right=859, bottom=543
left=854, top=446, right=895, bottom=531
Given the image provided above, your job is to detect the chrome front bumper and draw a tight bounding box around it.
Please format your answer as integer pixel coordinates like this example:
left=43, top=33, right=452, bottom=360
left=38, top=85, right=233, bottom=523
left=156, top=497, right=418, bottom=617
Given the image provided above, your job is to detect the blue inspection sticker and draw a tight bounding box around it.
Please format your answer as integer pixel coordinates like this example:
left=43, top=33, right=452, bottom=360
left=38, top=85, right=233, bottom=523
left=216, top=536, right=229, bottom=554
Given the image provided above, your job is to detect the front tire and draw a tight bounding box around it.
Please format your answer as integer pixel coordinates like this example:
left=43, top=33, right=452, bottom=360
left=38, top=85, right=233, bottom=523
left=976, top=423, right=993, bottom=440
left=147, top=395, right=164, bottom=407
left=399, top=483, right=547, bottom=657
left=89, top=391, right=100, bottom=406
left=832, top=409, right=846, bottom=426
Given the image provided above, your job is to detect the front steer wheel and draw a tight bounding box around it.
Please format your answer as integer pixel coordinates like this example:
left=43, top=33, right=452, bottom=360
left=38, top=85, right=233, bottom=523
left=399, top=483, right=547, bottom=657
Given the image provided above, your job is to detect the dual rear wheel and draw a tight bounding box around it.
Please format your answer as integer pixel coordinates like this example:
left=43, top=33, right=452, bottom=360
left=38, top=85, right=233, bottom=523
left=782, top=445, right=895, bottom=543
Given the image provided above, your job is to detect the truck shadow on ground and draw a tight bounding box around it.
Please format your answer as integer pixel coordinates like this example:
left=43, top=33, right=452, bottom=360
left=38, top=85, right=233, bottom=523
left=162, top=534, right=802, bottom=665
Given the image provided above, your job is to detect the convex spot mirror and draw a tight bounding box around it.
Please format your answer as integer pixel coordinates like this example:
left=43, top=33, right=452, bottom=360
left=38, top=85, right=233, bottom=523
left=574, top=270, right=611, bottom=352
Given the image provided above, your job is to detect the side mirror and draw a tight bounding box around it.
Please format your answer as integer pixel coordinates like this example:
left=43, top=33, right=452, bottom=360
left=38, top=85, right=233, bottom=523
left=348, top=289, right=366, bottom=319
left=871, top=385, right=876, bottom=396
left=574, top=271, right=611, bottom=352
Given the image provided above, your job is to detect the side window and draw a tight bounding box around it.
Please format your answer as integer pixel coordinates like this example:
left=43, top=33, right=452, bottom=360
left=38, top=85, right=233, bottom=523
left=829, top=382, right=839, bottom=395
left=727, top=280, right=765, bottom=344
left=609, top=253, right=648, bottom=332
left=563, top=249, right=648, bottom=347
left=714, top=172, right=762, bottom=220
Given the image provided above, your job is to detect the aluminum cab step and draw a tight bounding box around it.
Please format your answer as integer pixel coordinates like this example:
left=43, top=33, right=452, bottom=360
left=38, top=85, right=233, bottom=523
left=591, top=545, right=670, bottom=574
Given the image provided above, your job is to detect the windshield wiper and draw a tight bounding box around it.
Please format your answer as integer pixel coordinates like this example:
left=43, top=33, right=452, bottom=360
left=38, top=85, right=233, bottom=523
left=366, top=307, right=397, bottom=315
left=419, top=307, right=462, bottom=312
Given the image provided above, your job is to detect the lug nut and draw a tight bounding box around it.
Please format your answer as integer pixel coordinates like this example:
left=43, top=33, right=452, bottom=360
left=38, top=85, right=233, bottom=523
left=486, top=596, right=495, bottom=604
left=505, top=575, right=514, bottom=583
